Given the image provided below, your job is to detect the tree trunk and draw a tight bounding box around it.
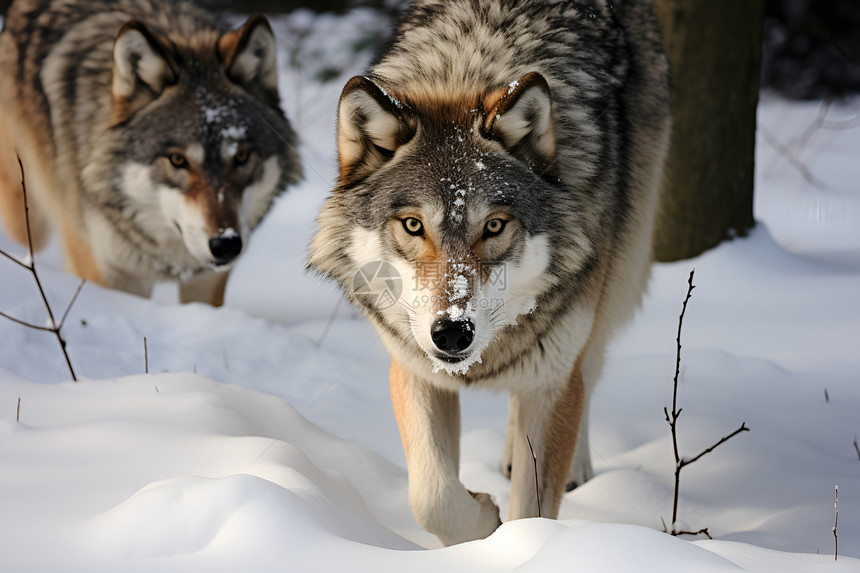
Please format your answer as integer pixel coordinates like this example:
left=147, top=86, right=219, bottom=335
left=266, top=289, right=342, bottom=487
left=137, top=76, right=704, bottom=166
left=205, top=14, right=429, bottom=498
left=651, top=1, right=764, bottom=262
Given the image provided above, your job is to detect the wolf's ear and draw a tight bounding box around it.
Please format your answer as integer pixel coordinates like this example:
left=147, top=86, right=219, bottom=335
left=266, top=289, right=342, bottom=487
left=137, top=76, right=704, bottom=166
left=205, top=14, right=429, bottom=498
left=218, top=15, right=278, bottom=105
left=112, top=21, right=177, bottom=123
left=337, top=76, right=415, bottom=186
left=482, top=72, right=556, bottom=169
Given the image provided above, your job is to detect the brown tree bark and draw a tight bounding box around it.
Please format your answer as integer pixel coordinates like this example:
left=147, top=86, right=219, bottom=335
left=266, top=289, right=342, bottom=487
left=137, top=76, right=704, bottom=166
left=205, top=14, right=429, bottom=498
left=651, top=1, right=764, bottom=261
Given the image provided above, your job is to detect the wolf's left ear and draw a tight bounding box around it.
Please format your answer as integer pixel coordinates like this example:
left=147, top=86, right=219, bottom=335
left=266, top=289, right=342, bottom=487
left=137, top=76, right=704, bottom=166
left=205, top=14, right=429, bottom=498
left=218, top=15, right=279, bottom=105
left=112, top=21, right=178, bottom=123
left=482, top=72, right=556, bottom=169
left=336, top=76, right=415, bottom=186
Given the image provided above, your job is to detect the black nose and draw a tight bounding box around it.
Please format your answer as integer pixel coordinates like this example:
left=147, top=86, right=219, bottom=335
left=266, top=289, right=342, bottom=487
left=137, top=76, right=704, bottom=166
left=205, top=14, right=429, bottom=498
left=431, top=318, right=474, bottom=353
left=209, top=232, right=242, bottom=264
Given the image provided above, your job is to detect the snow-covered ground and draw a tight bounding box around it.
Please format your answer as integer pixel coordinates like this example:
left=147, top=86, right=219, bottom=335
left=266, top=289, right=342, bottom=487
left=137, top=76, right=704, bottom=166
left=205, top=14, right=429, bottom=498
left=1, top=9, right=859, bottom=572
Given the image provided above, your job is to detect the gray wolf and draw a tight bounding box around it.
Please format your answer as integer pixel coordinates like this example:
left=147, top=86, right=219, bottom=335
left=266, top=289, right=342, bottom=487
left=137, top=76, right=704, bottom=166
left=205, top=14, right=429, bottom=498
left=309, top=0, right=670, bottom=545
left=0, top=0, right=300, bottom=305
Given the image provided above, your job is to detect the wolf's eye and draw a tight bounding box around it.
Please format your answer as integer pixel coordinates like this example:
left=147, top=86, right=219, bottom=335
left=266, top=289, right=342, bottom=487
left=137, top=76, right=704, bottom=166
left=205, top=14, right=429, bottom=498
left=483, top=218, right=507, bottom=238
left=402, top=217, right=424, bottom=236
left=234, top=148, right=251, bottom=166
left=168, top=152, right=189, bottom=169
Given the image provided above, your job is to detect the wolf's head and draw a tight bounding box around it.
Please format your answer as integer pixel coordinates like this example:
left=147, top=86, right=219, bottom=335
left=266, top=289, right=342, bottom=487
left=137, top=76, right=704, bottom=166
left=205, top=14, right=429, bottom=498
left=98, top=14, right=300, bottom=275
left=310, top=74, right=592, bottom=376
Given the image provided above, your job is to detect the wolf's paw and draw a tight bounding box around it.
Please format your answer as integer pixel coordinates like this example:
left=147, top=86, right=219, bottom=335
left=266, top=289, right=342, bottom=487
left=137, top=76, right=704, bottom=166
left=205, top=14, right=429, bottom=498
left=434, top=490, right=501, bottom=546
left=467, top=490, right=502, bottom=537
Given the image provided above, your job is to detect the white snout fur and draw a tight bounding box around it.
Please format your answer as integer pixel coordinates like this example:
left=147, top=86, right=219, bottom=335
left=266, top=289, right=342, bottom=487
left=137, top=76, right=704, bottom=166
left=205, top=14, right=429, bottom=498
left=240, top=156, right=282, bottom=235
left=156, top=186, right=216, bottom=264
left=351, top=226, right=553, bottom=376
left=119, top=162, right=234, bottom=267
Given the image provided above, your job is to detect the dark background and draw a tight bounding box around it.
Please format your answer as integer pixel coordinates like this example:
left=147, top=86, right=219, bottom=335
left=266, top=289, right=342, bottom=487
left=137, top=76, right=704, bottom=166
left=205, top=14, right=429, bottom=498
left=1, top=0, right=858, bottom=99
left=762, top=0, right=860, bottom=98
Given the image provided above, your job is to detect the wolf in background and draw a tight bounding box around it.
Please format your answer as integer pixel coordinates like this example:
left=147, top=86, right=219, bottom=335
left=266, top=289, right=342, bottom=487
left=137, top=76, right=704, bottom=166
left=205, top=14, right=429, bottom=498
left=0, top=0, right=301, bottom=305
left=310, top=0, right=671, bottom=545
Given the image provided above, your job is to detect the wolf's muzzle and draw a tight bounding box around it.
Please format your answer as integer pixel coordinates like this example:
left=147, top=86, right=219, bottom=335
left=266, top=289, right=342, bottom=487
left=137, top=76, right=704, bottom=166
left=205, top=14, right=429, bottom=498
left=209, top=231, right=242, bottom=266
left=431, top=318, right=474, bottom=361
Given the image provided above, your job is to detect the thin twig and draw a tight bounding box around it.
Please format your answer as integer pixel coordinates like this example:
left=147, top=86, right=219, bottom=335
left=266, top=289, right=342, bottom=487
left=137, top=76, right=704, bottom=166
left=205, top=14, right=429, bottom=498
left=526, top=435, right=541, bottom=518
left=58, top=279, right=86, bottom=329
left=17, top=397, right=21, bottom=423
left=19, top=156, right=58, bottom=330
left=820, top=115, right=860, bottom=131
left=675, top=528, right=712, bottom=540
left=681, top=423, right=750, bottom=467
left=664, top=269, right=748, bottom=538
left=0, top=156, right=82, bottom=381
left=790, top=100, right=860, bottom=151
left=666, top=270, right=696, bottom=529
left=833, top=485, right=839, bottom=561
left=853, top=436, right=860, bottom=462
left=0, top=248, right=30, bottom=270
left=316, top=297, right=342, bottom=347
left=790, top=100, right=832, bottom=152
left=144, top=337, right=149, bottom=374
left=758, top=125, right=829, bottom=189
left=0, top=310, right=56, bottom=332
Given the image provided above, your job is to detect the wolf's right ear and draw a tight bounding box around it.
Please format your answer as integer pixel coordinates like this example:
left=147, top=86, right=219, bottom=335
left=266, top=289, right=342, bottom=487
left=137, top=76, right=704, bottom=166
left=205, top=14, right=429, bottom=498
left=112, top=22, right=177, bottom=124
left=337, top=76, right=415, bottom=187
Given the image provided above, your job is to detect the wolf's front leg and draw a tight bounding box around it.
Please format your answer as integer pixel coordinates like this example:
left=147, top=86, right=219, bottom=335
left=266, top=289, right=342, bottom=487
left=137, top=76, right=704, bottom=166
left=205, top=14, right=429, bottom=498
left=180, top=269, right=230, bottom=306
left=507, top=364, right=585, bottom=520
left=389, top=359, right=501, bottom=545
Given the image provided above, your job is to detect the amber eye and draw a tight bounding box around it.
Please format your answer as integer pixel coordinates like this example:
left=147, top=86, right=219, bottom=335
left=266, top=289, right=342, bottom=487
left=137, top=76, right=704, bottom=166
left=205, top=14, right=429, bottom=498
left=168, top=152, right=189, bottom=169
left=402, top=217, right=424, bottom=236
left=483, top=218, right=506, bottom=238
left=234, top=148, right=251, bottom=166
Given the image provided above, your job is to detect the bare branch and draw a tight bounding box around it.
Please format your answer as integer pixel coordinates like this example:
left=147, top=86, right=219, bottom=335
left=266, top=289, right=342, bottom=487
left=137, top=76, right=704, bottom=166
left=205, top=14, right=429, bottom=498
left=790, top=100, right=832, bottom=151
left=758, top=125, right=829, bottom=189
left=144, top=337, right=149, bottom=374
left=664, top=269, right=748, bottom=539
left=0, top=247, right=31, bottom=271
left=666, top=270, right=696, bottom=530
left=0, top=310, right=56, bottom=332
left=793, top=100, right=860, bottom=138
left=673, top=270, right=695, bottom=412
left=853, top=436, right=860, bottom=462
left=0, top=156, right=79, bottom=380
left=674, top=528, right=712, bottom=540
left=526, top=435, right=542, bottom=518
left=833, top=484, right=839, bottom=561
left=58, top=279, right=86, bottom=329
left=681, top=423, right=750, bottom=467
left=820, top=115, right=860, bottom=131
